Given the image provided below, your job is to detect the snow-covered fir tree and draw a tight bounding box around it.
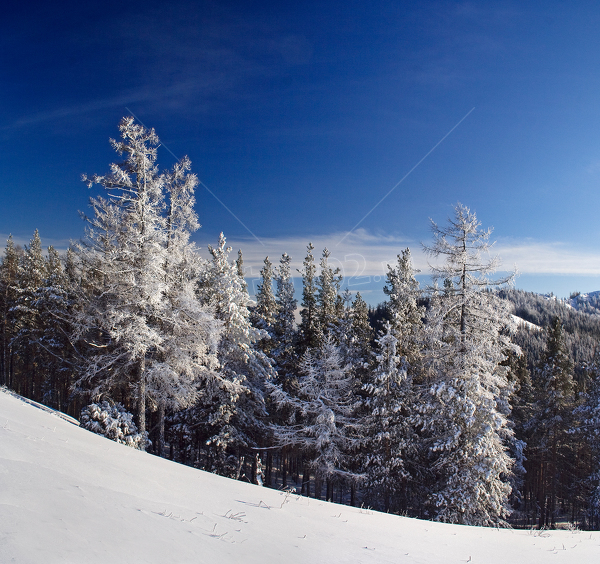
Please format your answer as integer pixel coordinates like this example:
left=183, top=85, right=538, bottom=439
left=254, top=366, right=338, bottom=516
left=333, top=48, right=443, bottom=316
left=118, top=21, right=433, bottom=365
left=72, top=117, right=220, bottom=445
left=11, top=230, right=47, bottom=401
left=528, top=316, right=575, bottom=528
left=271, top=252, right=297, bottom=388
left=383, top=248, right=425, bottom=380
left=270, top=335, right=359, bottom=500
left=33, top=245, right=74, bottom=411
left=415, top=203, right=518, bottom=526
left=81, top=400, right=146, bottom=449
left=297, top=243, right=320, bottom=353
left=316, top=248, right=341, bottom=337
left=362, top=322, right=414, bottom=513
left=195, top=233, right=274, bottom=474
left=0, top=236, right=21, bottom=389
left=251, top=256, right=278, bottom=354
left=149, top=155, right=222, bottom=455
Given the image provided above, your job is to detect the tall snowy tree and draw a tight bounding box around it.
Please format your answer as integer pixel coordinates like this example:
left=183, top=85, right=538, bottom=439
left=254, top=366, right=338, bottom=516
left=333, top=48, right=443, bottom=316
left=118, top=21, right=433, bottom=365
left=270, top=335, right=359, bottom=500
left=416, top=203, right=518, bottom=526
left=528, top=317, right=575, bottom=528
left=271, top=252, right=297, bottom=387
left=195, top=233, right=274, bottom=474
left=297, top=243, right=320, bottom=353
left=0, top=236, right=20, bottom=389
left=362, top=322, right=414, bottom=513
left=11, top=230, right=47, bottom=400
left=384, top=248, right=424, bottom=380
left=72, top=117, right=220, bottom=446
left=251, top=256, right=278, bottom=354
left=34, top=245, right=75, bottom=411
left=316, top=248, right=341, bottom=337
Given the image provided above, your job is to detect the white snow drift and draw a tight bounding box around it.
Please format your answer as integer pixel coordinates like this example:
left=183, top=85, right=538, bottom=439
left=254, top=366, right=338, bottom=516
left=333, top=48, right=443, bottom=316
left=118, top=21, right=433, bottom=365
left=0, top=388, right=598, bottom=564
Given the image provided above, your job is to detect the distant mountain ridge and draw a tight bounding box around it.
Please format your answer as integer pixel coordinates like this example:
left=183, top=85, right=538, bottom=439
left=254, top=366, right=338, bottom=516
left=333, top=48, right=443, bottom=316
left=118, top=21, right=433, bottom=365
left=500, top=288, right=600, bottom=369
left=567, top=290, right=600, bottom=315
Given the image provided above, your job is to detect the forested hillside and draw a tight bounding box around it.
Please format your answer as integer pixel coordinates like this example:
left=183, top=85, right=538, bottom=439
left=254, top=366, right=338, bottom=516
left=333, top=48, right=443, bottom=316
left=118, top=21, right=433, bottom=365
left=1, top=118, right=599, bottom=530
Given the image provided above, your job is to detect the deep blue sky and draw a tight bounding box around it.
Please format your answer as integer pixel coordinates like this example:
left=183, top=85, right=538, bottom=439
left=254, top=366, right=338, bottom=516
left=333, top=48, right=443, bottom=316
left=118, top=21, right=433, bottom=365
left=2, top=0, right=600, bottom=302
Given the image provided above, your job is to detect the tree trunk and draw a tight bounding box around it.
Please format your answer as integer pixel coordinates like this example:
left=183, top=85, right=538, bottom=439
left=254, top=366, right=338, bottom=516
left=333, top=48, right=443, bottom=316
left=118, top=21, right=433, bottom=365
left=137, top=356, right=146, bottom=448
left=157, top=400, right=165, bottom=457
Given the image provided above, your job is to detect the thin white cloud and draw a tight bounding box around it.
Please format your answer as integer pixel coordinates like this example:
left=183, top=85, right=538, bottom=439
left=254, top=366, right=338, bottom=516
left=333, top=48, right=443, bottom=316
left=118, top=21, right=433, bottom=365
left=495, top=240, right=600, bottom=275
left=197, top=230, right=600, bottom=282
left=198, top=229, right=424, bottom=284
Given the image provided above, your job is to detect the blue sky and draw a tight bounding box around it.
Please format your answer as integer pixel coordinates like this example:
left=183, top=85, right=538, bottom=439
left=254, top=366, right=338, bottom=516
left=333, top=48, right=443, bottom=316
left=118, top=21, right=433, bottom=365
left=2, top=0, right=600, bottom=303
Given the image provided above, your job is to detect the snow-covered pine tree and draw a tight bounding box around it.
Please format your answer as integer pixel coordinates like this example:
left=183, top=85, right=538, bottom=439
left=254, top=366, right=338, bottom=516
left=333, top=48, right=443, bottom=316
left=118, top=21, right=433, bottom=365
left=251, top=256, right=278, bottom=354
left=195, top=233, right=274, bottom=475
left=297, top=243, right=320, bottom=354
left=73, top=118, right=167, bottom=440
left=416, top=203, right=517, bottom=526
left=0, top=236, right=20, bottom=389
left=270, top=334, right=359, bottom=500
left=11, top=230, right=47, bottom=401
left=528, top=316, right=575, bottom=528
left=362, top=322, right=414, bottom=513
left=349, top=292, right=372, bottom=369
left=34, top=245, right=74, bottom=411
left=316, top=248, right=341, bottom=337
left=149, top=155, right=222, bottom=456
left=72, top=117, right=220, bottom=446
left=383, top=248, right=424, bottom=380
left=271, top=252, right=297, bottom=388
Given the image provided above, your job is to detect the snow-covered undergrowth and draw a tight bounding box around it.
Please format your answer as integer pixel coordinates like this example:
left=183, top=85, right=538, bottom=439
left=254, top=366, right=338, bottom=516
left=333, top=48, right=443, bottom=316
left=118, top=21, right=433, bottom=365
left=1, top=388, right=598, bottom=564
left=80, top=401, right=146, bottom=449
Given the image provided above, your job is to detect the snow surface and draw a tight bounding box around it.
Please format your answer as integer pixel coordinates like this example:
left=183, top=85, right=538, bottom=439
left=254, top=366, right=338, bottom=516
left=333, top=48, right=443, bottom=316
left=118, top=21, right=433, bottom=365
left=511, top=314, right=542, bottom=332
left=1, top=388, right=599, bottom=564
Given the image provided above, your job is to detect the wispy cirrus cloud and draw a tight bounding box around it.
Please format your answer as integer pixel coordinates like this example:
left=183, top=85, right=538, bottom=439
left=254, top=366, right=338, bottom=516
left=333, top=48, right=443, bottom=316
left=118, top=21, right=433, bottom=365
left=197, top=230, right=600, bottom=285
left=495, top=240, right=600, bottom=275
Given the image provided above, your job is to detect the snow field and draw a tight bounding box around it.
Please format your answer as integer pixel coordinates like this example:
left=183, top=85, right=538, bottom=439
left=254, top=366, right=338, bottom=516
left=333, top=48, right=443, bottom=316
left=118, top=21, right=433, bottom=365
left=1, top=388, right=598, bottom=564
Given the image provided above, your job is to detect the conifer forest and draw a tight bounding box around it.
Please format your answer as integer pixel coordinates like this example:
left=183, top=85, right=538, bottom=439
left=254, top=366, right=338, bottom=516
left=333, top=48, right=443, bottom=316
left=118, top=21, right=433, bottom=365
left=2, top=118, right=600, bottom=529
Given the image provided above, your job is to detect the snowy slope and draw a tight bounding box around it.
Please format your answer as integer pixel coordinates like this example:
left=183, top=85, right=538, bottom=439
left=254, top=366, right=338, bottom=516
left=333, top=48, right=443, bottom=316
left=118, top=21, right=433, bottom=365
left=1, top=388, right=599, bottom=564
left=568, top=291, right=600, bottom=314
left=511, top=314, right=543, bottom=332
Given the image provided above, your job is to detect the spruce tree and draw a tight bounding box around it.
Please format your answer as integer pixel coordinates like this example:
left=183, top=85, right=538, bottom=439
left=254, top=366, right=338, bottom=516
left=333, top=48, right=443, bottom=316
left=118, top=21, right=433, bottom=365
left=363, top=322, right=414, bottom=512
left=298, top=243, right=320, bottom=353
left=195, top=233, right=274, bottom=473
left=72, top=117, right=220, bottom=445
left=383, top=248, right=424, bottom=379
left=0, top=236, right=20, bottom=389
left=272, top=252, right=297, bottom=387
left=316, top=248, right=340, bottom=337
left=529, top=317, right=575, bottom=528
left=251, top=256, right=278, bottom=354
left=416, top=203, right=517, bottom=526
left=270, top=335, right=359, bottom=499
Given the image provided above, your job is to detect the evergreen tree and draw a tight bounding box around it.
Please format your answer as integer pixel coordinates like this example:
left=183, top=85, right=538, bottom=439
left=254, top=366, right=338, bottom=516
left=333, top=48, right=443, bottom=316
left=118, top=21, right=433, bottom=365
left=383, top=248, right=424, bottom=379
left=316, top=248, right=340, bottom=337
left=416, top=203, right=517, bottom=526
left=251, top=256, right=278, bottom=354
left=34, top=245, right=75, bottom=411
left=528, top=317, right=575, bottom=528
left=72, top=117, right=220, bottom=445
left=195, top=233, right=274, bottom=473
left=297, top=243, right=320, bottom=353
left=271, top=252, right=297, bottom=387
left=0, top=236, right=20, bottom=389
left=12, top=230, right=47, bottom=400
left=270, top=335, right=359, bottom=499
left=362, top=322, right=414, bottom=512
